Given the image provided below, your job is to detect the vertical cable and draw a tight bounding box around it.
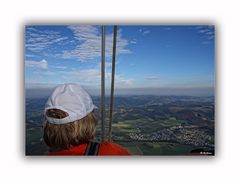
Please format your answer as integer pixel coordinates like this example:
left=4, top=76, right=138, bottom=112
left=101, top=26, right=106, bottom=142
left=109, top=25, right=118, bottom=141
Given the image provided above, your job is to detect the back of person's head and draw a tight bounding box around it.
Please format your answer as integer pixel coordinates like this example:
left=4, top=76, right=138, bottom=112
left=43, top=109, right=96, bottom=150
left=42, top=83, right=97, bottom=151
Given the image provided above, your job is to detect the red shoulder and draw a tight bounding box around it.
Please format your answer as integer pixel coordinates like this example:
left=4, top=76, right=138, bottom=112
left=48, top=144, right=87, bottom=155
left=98, top=141, right=131, bottom=156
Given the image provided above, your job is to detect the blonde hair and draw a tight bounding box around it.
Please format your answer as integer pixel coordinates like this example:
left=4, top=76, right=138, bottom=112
left=43, top=109, right=96, bottom=151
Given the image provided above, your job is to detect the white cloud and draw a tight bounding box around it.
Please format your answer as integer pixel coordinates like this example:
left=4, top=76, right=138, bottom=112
left=195, top=26, right=204, bottom=29
left=139, top=28, right=150, bottom=35
left=142, top=30, right=150, bottom=35
left=63, top=68, right=101, bottom=83
left=26, top=26, right=133, bottom=61
left=145, top=76, right=160, bottom=80
left=196, top=26, right=215, bottom=44
left=25, top=54, right=36, bottom=58
left=164, top=27, right=172, bottom=31
left=130, top=40, right=137, bottom=44
left=115, top=74, right=133, bottom=87
left=56, top=66, right=67, bottom=69
left=25, top=27, right=68, bottom=52
left=201, top=41, right=210, bottom=45
left=44, top=70, right=56, bottom=75
left=198, top=29, right=209, bottom=33
left=60, top=65, right=133, bottom=88
left=25, top=59, right=48, bottom=69
left=62, top=25, right=132, bottom=60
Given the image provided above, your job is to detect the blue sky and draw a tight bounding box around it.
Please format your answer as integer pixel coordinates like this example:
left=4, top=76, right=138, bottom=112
left=25, top=25, right=214, bottom=95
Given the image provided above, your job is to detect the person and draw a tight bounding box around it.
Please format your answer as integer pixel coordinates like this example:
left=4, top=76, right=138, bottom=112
left=43, top=83, right=130, bottom=156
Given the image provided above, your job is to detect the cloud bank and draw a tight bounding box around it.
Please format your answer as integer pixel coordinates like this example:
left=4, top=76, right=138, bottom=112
left=62, top=25, right=131, bottom=60
left=25, top=59, right=48, bottom=69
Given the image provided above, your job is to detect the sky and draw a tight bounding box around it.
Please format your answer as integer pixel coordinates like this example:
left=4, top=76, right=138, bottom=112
left=25, top=25, right=214, bottom=96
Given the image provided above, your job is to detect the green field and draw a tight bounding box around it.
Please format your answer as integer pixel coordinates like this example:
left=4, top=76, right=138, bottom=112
left=117, top=142, right=195, bottom=155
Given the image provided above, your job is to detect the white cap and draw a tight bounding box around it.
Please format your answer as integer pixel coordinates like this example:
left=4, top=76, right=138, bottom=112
left=44, top=83, right=97, bottom=124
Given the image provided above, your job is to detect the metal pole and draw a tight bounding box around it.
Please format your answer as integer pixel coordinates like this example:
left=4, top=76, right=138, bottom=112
left=108, top=25, right=118, bottom=141
left=101, top=26, right=106, bottom=142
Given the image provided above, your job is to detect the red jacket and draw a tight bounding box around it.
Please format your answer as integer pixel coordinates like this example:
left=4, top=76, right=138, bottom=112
left=48, top=141, right=131, bottom=156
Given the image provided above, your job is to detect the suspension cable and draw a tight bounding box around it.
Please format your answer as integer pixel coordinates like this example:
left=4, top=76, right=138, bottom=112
left=108, top=25, right=118, bottom=141
left=101, top=25, right=106, bottom=142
